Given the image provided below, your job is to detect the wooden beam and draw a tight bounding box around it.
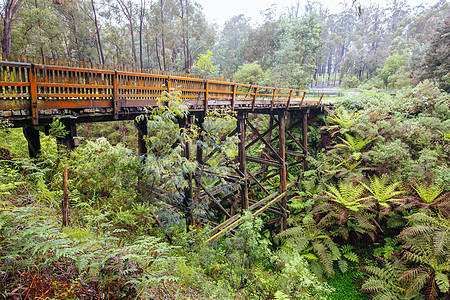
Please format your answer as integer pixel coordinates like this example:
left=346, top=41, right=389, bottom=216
left=196, top=115, right=205, bottom=165
left=279, top=111, right=287, bottom=231
left=197, top=179, right=231, bottom=218
left=113, top=70, right=119, bottom=120
left=204, top=80, right=209, bottom=115
left=286, top=128, right=307, bottom=153
left=303, top=111, right=309, bottom=171
left=237, top=112, right=248, bottom=210
left=247, top=120, right=284, bottom=163
left=251, top=86, right=258, bottom=111
left=231, top=83, right=237, bottom=111
left=245, top=118, right=279, bottom=150
left=246, top=156, right=282, bottom=167
left=29, top=64, right=38, bottom=125
left=246, top=169, right=270, bottom=196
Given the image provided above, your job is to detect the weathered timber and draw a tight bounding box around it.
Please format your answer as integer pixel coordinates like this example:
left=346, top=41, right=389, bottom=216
left=0, top=60, right=325, bottom=128
left=0, top=58, right=329, bottom=239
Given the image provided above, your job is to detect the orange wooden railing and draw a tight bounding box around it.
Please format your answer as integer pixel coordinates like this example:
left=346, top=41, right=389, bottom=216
left=0, top=59, right=318, bottom=125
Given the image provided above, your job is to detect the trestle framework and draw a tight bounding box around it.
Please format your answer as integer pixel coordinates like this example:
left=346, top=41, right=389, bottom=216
left=0, top=58, right=328, bottom=239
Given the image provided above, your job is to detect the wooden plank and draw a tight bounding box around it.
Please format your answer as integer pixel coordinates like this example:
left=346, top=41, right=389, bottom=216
left=204, top=80, right=209, bottom=115
left=279, top=112, right=287, bottom=230
left=251, top=86, right=258, bottom=111
left=246, top=169, right=270, bottom=196
left=113, top=71, right=119, bottom=120
left=247, top=120, right=284, bottom=163
left=29, top=65, right=38, bottom=125
left=197, top=179, right=231, bottom=218
left=286, top=89, right=293, bottom=109
left=238, top=113, right=248, bottom=210
left=246, top=156, right=281, bottom=167
left=271, top=88, right=276, bottom=110
left=38, top=99, right=112, bottom=109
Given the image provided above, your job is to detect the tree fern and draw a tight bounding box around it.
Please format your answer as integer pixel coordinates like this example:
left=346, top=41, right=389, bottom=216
left=361, top=175, right=404, bottom=209
left=324, top=107, right=360, bottom=136
left=360, top=259, right=408, bottom=299
left=397, top=212, right=450, bottom=299
left=412, top=182, right=445, bottom=204
left=278, top=219, right=341, bottom=278
left=324, top=181, right=368, bottom=212
left=313, top=180, right=379, bottom=241
left=335, top=133, right=374, bottom=153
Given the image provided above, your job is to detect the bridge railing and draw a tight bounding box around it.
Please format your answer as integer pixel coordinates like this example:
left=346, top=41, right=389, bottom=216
left=0, top=60, right=317, bottom=125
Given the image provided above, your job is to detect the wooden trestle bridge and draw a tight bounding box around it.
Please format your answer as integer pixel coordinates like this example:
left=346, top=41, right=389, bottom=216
left=0, top=57, right=328, bottom=241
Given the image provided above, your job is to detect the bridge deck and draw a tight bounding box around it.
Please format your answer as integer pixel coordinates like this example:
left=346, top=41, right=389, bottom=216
left=0, top=60, right=322, bottom=126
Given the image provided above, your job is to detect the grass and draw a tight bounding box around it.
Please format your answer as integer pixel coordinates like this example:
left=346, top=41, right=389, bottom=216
left=327, top=264, right=369, bottom=300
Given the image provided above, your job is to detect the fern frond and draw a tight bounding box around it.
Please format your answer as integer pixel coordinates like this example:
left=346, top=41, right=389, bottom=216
left=398, top=267, right=427, bottom=284
left=338, top=259, right=348, bottom=273
left=361, top=277, right=389, bottom=293
left=312, top=241, right=334, bottom=277
left=361, top=265, right=391, bottom=281
left=404, top=271, right=430, bottom=299
left=344, top=252, right=360, bottom=263
left=322, top=238, right=341, bottom=260
left=435, top=272, right=450, bottom=293
left=398, top=225, right=434, bottom=239
left=361, top=175, right=404, bottom=208
left=412, top=182, right=445, bottom=204
left=402, top=250, right=428, bottom=265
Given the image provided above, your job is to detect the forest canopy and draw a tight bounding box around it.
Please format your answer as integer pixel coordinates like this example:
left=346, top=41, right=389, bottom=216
left=1, top=0, right=449, bottom=90
left=1, top=0, right=450, bottom=299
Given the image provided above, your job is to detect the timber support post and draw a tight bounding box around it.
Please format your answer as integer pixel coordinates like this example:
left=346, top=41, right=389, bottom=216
left=196, top=114, right=205, bottom=165
left=23, top=126, right=41, bottom=158
left=135, top=116, right=148, bottom=156
left=278, top=111, right=287, bottom=231
left=237, top=112, right=248, bottom=211
left=179, top=116, right=194, bottom=230
left=57, top=121, right=78, bottom=151
left=303, top=109, right=309, bottom=171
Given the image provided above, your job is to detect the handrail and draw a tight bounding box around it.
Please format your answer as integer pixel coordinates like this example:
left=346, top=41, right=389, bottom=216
left=0, top=60, right=320, bottom=126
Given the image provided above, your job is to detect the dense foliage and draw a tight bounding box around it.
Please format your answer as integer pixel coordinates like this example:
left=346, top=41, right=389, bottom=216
left=1, top=0, right=449, bottom=89
left=1, top=0, right=450, bottom=299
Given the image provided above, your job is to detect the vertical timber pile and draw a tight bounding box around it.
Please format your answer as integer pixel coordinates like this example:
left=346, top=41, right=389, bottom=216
left=302, top=109, right=309, bottom=171
left=23, top=127, right=41, bottom=158
left=279, top=111, right=287, bottom=231
left=56, top=121, right=78, bottom=151
left=237, top=112, right=248, bottom=211
left=180, top=116, right=194, bottom=229
left=135, top=117, right=148, bottom=156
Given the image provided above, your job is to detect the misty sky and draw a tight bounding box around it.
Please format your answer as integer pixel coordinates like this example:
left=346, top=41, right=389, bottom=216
left=196, top=0, right=441, bottom=27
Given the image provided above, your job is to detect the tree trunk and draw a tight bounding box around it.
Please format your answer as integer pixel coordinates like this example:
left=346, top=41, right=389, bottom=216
left=160, top=0, right=167, bottom=71
left=139, top=0, right=145, bottom=69
left=91, top=0, right=105, bottom=64
left=185, top=0, right=190, bottom=73
left=180, top=0, right=187, bottom=72
left=1, top=0, right=24, bottom=59
left=155, top=37, right=162, bottom=70
left=129, top=18, right=138, bottom=67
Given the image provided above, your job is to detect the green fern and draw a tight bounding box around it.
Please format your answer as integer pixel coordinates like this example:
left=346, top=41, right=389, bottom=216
left=335, top=133, right=374, bottom=153
left=435, top=272, right=449, bottom=293
left=325, top=107, right=360, bottom=136
left=398, top=213, right=450, bottom=298
left=325, top=181, right=368, bottom=212
left=412, top=181, right=445, bottom=204
left=278, top=219, right=342, bottom=278
left=360, top=259, right=408, bottom=299
left=313, top=180, right=379, bottom=241
left=274, top=291, right=291, bottom=300
left=361, top=175, right=404, bottom=208
left=342, top=245, right=360, bottom=263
